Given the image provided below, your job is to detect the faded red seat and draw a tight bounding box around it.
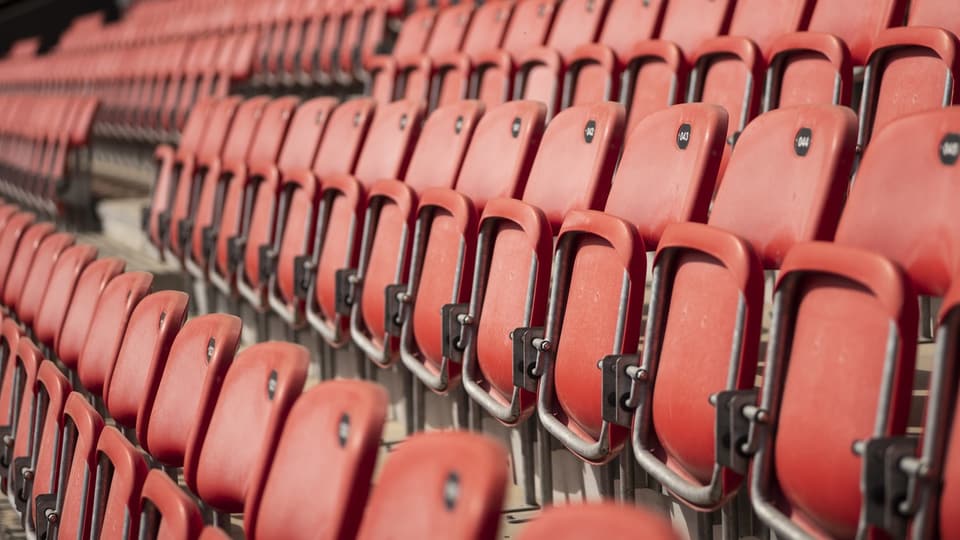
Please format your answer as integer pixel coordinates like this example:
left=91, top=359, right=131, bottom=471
left=138, top=469, right=204, bottom=540
left=306, top=100, right=424, bottom=348
left=33, top=244, right=98, bottom=355
left=270, top=98, right=377, bottom=328
left=2, top=222, right=55, bottom=318
left=104, top=291, right=189, bottom=430
left=76, top=271, right=153, bottom=398
left=0, top=338, right=40, bottom=496
left=0, top=212, right=36, bottom=299
left=460, top=102, right=624, bottom=427
left=366, top=8, right=437, bottom=103
left=356, top=431, right=508, bottom=540
left=165, top=96, right=244, bottom=265
left=909, top=0, right=960, bottom=38
left=349, top=100, right=483, bottom=368
left=186, top=96, right=270, bottom=281
left=16, top=232, right=74, bottom=331
left=394, top=3, right=475, bottom=106
left=402, top=100, right=547, bottom=393
left=41, top=392, right=104, bottom=540
left=138, top=313, right=242, bottom=468
left=210, top=96, right=301, bottom=298
left=237, top=97, right=336, bottom=313
left=89, top=426, right=149, bottom=540
left=185, top=342, right=308, bottom=513
left=858, top=27, right=958, bottom=149
left=519, top=503, right=680, bottom=540
left=54, top=257, right=126, bottom=370
left=244, top=380, right=387, bottom=539
left=17, top=361, right=70, bottom=534
left=764, top=0, right=906, bottom=111
left=470, top=0, right=557, bottom=108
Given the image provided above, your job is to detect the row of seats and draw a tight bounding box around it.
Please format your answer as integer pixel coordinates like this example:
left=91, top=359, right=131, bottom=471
left=142, top=74, right=960, bottom=537
left=0, top=95, right=98, bottom=218
left=0, top=199, right=690, bottom=539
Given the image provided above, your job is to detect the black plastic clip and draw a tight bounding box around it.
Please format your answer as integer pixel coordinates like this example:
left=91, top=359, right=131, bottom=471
left=157, top=212, right=171, bottom=245
left=384, top=283, right=408, bottom=337
left=600, top=354, right=641, bottom=427
left=441, top=303, right=470, bottom=363
left=512, top=327, right=545, bottom=392
left=141, top=206, right=151, bottom=232
left=11, top=455, right=31, bottom=512
left=334, top=269, right=358, bottom=316
left=226, top=236, right=246, bottom=274
left=293, top=255, right=315, bottom=300
left=259, top=244, right=278, bottom=282
left=201, top=226, right=217, bottom=259
left=713, top=389, right=759, bottom=475
left=863, top=436, right=918, bottom=539
left=178, top=218, right=194, bottom=251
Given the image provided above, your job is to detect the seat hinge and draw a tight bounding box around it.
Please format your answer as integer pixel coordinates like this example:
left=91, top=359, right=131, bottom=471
left=713, top=389, right=760, bottom=475
left=334, top=268, right=359, bottom=316
left=384, top=284, right=409, bottom=337
left=293, top=255, right=316, bottom=300
left=441, top=303, right=470, bottom=363
left=600, top=354, right=641, bottom=427
left=226, top=236, right=247, bottom=274
left=512, top=327, right=547, bottom=392
left=863, top=436, right=920, bottom=539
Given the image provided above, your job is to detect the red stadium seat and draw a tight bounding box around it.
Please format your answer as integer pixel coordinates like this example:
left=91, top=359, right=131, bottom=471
left=43, top=392, right=104, bottom=540
left=306, top=99, right=423, bottom=348
left=349, top=100, right=483, bottom=368
left=0, top=338, right=40, bottom=496
left=367, top=8, right=437, bottom=103
left=16, top=232, right=74, bottom=331
left=909, top=0, right=960, bottom=38
left=2, top=222, right=55, bottom=316
left=54, top=257, right=125, bottom=370
left=19, top=361, right=71, bottom=534
left=459, top=102, right=623, bottom=426
left=139, top=313, right=242, bottom=468
left=89, top=426, right=149, bottom=540
left=32, top=244, right=98, bottom=354
left=244, top=380, right=388, bottom=539
left=858, top=27, right=958, bottom=149
left=237, top=97, right=336, bottom=314
left=394, top=3, right=474, bottom=105
left=166, top=96, right=243, bottom=264
left=104, top=290, right=189, bottom=430
left=185, top=342, right=308, bottom=513
left=210, top=96, right=300, bottom=298
left=355, top=431, right=508, bottom=540
left=270, top=98, right=376, bottom=327
left=186, top=96, right=270, bottom=281
left=401, top=100, right=546, bottom=393
left=76, top=271, right=153, bottom=398
left=0, top=212, right=36, bottom=297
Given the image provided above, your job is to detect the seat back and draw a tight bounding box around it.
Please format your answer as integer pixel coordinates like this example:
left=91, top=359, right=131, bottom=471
left=311, top=98, right=376, bottom=180
left=25, top=361, right=71, bottom=532
left=5, top=338, right=40, bottom=487
left=806, top=0, right=907, bottom=64
left=519, top=503, right=681, bottom=540
left=858, top=27, right=958, bottom=148
left=392, top=8, right=436, bottom=58
left=90, top=427, right=149, bottom=540
left=937, top=283, right=960, bottom=540
left=460, top=0, right=512, bottom=56
left=597, top=0, right=667, bottom=59
left=837, top=107, right=960, bottom=296
left=708, top=105, right=858, bottom=268
left=185, top=342, right=308, bottom=513
left=605, top=103, right=727, bottom=249
left=357, top=432, right=507, bottom=540
left=77, top=271, right=153, bottom=398
left=909, top=0, right=960, bottom=38
left=544, top=0, right=609, bottom=59
left=500, top=0, right=556, bottom=57
left=423, top=3, right=472, bottom=57
left=453, top=100, right=546, bottom=210
left=33, top=244, right=97, bottom=352
left=764, top=33, right=852, bottom=109
left=56, top=392, right=105, bottom=540
left=3, top=222, right=54, bottom=312
left=139, top=469, right=204, bottom=540
left=726, top=0, right=813, bottom=55
left=55, top=257, right=125, bottom=368
left=105, top=291, right=189, bottom=430
left=245, top=381, right=388, bottom=538
left=658, top=0, right=735, bottom=57
left=277, top=97, right=339, bottom=175
left=351, top=99, right=425, bottom=189
left=0, top=212, right=35, bottom=295
left=520, top=102, right=625, bottom=229
left=139, top=314, right=242, bottom=468
left=17, top=232, right=73, bottom=328
left=400, top=100, right=484, bottom=195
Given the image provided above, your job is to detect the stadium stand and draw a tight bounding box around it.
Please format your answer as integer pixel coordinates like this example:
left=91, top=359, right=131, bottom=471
left=0, top=0, right=957, bottom=538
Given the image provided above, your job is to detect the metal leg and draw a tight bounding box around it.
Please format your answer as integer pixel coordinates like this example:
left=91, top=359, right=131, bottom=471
left=519, top=417, right=537, bottom=506
left=695, top=510, right=713, bottom=540
left=536, top=418, right=553, bottom=506
left=721, top=496, right=739, bottom=540
left=618, top=442, right=635, bottom=503
left=256, top=311, right=270, bottom=342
